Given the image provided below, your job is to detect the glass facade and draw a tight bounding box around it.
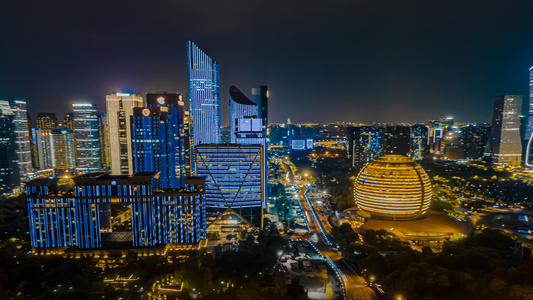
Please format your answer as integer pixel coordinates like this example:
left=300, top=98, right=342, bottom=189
left=105, top=93, right=143, bottom=175
left=491, top=95, right=523, bottom=167
left=229, top=86, right=258, bottom=143
left=10, top=100, right=33, bottom=179
left=187, top=41, right=221, bottom=171
left=195, top=144, right=263, bottom=228
left=72, top=103, right=101, bottom=172
left=131, top=93, right=188, bottom=189
left=0, top=101, right=20, bottom=194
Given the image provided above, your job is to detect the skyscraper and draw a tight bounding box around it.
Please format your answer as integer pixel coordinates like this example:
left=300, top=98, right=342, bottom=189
left=105, top=92, right=143, bottom=174
left=72, top=103, right=101, bottom=172
left=0, top=101, right=20, bottom=194
left=51, top=129, right=76, bottom=172
left=187, top=41, right=221, bottom=170
left=33, top=128, right=76, bottom=173
left=131, top=93, right=188, bottom=189
left=195, top=144, right=264, bottom=229
left=36, top=113, right=58, bottom=129
left=34, top=129, right=54, bottom=169
left=251, top=86, right=268, bottom=125
left=491, top=95, right=523, bottom=167
left=229, top=86, right=258, bottom=143
left=10, top=100, right=32, bottom=179
left=524, top=67, right=533, bottom=142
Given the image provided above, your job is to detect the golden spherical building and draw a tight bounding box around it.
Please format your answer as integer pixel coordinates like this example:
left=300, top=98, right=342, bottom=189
left=354, top=155, right=432, bottom=220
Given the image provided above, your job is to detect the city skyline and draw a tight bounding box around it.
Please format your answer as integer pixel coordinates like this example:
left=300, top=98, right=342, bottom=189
left=3, top=1, right=533, bottom=124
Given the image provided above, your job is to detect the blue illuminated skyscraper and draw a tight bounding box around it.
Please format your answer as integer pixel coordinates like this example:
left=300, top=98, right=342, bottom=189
left=187, top=41, right=221, bottom=171
left=229, top=86, right=258, bottom=143
left=131, top=93, right=188, bottom=189
left=0, top=101, right=20, bottom=194
left=525, top=67, right=533, bottom=166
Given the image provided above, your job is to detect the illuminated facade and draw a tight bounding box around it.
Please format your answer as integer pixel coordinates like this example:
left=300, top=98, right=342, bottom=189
left=195, top=144, right=264, bottom=229
left=105, top=93, right=143, bottom=175
left=72, top=103, right=101, bottom=172
left=10, top=100, right=33, bottom=179
left=0, top=101, right=20, bottom=194
left=490, top=95, right=522, bottom=167
left=36, top=113, right=58, bottom=129
left=187, top=41, right=221, bottom=170
left=26, top=172, right=206, bottom=249
left=131, top=93, right=188, bottom=189
left=347, top=126, right=383, bottom=168
left=354, top=155, right=432, bottom=220
left=229, top=86, right=258, bottom=143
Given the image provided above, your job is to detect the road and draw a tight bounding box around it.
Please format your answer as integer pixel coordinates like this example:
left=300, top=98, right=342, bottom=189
left=295, top=182, right=376, bottom=300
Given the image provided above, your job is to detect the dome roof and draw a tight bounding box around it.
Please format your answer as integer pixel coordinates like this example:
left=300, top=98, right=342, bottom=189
left=354, top=155, right=432, bottom=220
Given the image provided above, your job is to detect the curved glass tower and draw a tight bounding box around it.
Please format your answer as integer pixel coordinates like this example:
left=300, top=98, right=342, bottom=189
left=187, top=41, right=221, bottom=171
left=229, top=85, right=258, bottom=143
left=526, top=67, right=533, bottom=166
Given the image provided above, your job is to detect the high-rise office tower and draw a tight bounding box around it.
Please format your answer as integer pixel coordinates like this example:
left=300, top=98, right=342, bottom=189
left=131, top=93, right=188, bottom=189
left=251, top=86, right=268, bottom=125
left=229, top=86, right=258, bottom=143
left=105, top=93, right=143, bottom=174
left=524, top=67, right=533, bottom=141
left=347, top=126, right=383, bottom=168
left=51, top=129, right=76, bottom=172
left=409, top=125, right=428, bottom=161
left=72, top=103, right=101, bottom=172
left=36, top=113, right=58, bottom=129
left=490, top=95, right=523, bottom=167
left=383, top=126, right=411, bottom=156
left=525, top=67, right=533, bottom=166
left=33, top=128, right=76, bottom=172
left=34, top=129, right=54, bottom=169
left=0, top=101, right=20, bottom=194
left=187, top=41, right=221, bottom=170
left=462, top=124, right=490, bottom=160
left=195, top=144, right=264, bottom=229
left=98, top=113, right=110, bottom=169
left=10, top=100, right=33, bottom=179
left=63, top=113, right=75, bottom=130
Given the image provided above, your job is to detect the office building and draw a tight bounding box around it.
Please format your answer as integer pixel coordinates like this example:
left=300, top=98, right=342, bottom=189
left=490, top=95, right=523, bottom=167
left=33, top=129, right=76, bottom=172
left=131, top=93, right=188, bottom=189
left=234, top=117, right=268, bottom=204
left=105, top=93, right=143, bottom=174
left=462, top=124, right=490, bottom=160
left=36, top=113, right=58, bottom=129
left=72, top=103, right=101, bottom=172
left=10, top=100, right=33, bottom=179
left=347, top=126, right=383, bottom=168
left=383, top=126, right=411, bottom=156
left=99, top=113, right=110, bottom=169
left=187, top=41, right=221, bottom=170
left=63, top=113, right=75, bottom=130
left=26, top=172, right=206, bottom=249
left=34, top=129, right=54, bottom=169
left=195, top=144, right=264, bottom=229
left=0, top=101, right=20, bottom=194
left=229, top=86, right=258, bottom=143
left=251, top=86, right=268, bottom=125
left=51, top=129, right=76, bottom=172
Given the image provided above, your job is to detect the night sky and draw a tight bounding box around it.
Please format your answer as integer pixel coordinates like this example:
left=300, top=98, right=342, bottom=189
left=2, top=0, right=533, bottom=125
